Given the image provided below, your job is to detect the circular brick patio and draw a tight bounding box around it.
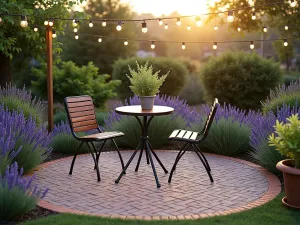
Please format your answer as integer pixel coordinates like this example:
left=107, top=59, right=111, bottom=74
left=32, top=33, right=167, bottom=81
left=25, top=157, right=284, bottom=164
left=36, top=150, right=281, bottom=220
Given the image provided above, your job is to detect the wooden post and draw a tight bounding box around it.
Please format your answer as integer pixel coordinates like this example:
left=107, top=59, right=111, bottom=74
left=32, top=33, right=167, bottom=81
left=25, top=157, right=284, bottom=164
left=46, top=26, right=54, bottom=132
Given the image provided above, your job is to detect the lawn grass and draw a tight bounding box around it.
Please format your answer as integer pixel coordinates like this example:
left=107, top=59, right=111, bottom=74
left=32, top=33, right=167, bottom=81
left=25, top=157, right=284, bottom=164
left=21, top=193, right=300, bottom=225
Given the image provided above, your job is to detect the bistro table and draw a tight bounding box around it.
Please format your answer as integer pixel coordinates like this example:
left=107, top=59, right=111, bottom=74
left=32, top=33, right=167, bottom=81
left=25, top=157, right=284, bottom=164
left=114, top=105, right=174, bottom=188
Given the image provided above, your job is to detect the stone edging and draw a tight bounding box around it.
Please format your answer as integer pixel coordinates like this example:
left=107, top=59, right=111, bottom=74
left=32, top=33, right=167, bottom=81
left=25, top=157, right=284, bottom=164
left=37, top=150, right=281, bottom=220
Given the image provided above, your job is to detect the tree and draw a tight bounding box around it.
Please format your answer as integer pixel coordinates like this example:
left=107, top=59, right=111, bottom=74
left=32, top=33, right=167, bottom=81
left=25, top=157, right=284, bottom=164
left=61, top=0, right=138, bottom=74
left=0, top=0, right=84, bottom=87
left=273, top=40, right=295, bottom=72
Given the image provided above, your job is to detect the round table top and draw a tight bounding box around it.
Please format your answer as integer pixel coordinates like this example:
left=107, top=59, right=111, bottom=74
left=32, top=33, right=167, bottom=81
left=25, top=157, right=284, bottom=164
left=115, top=105, right=174, bottom=116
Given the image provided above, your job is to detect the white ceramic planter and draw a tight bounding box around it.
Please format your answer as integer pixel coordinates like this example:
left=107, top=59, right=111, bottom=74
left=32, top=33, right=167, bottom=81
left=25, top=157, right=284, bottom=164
left=140, top=96, right=155, bottom=110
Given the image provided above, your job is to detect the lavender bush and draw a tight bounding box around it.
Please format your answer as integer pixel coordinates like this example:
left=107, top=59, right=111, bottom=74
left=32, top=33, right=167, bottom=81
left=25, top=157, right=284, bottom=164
left=262, top=79, right=300, bottom=114
left=0, top=84, right=44, bottom=125
left=0, top=162, right=48, bottom=221
left=104, top=95, right=196, bottom=148
left=191, top=103, right=260, bottom=156
left=0, top=106, right=51, bottom=173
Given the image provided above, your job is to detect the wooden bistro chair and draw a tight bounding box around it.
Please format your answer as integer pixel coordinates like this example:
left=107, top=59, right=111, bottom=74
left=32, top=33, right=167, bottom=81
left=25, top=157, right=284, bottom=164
left=168, top=98, right=219, bottom=183
left=64, top=95, right=125, bottom=182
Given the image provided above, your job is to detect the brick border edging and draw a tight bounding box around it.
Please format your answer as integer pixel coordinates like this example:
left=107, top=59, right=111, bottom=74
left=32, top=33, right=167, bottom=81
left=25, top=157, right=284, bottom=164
left=36, top=150, right=281, bottom=220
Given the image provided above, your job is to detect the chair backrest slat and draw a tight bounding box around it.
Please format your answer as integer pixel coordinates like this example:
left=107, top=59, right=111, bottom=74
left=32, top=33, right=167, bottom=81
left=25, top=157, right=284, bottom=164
left=64, top=95, right=98, bottom=135
left=201, top=98, right=219, bottom=140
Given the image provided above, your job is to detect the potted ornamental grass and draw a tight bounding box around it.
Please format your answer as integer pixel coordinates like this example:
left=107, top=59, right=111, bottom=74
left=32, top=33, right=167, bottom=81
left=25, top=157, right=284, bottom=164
left=127, top=62, right=168, bottom=110
left=269, top=114, right=300, bottom=209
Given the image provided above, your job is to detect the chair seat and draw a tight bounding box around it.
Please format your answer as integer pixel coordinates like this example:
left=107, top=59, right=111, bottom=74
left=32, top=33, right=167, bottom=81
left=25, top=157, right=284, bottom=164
left=81, top=131, right=124, bottom=140
left=169, top=129, right=199, bottom=141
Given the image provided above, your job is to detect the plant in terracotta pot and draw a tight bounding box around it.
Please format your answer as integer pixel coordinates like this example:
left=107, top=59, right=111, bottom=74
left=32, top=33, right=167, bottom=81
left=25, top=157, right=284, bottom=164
left=127, top=62, right=168, bottom=110
left=269, top=114, right=300, bottom=209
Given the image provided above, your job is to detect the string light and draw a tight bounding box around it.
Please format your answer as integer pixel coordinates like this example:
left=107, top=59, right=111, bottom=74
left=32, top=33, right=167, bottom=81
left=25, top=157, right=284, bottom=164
left=116, top=21, right=122, bottom=31
left=49, top=19, right=54, bottom=27
left=73, top=19, right=78, bottom=27
left=237, top=27, right=241, bottom=32
left=252, top=12, right=256, bottom=20
left=141, top=21, right=148, bottom=33
left=263, top=26, right=268, bottom=32
left=34, top=25, right=38, bottom=32
left=187, top=25, right=191, bottom=31
left=124, top=39, right=128, bottom=45
left=102, top=21, right=107, bottom=27
left=164, top=24, right=168, bottom=29
left=52, top=30, right=57, bottom=38
left=176, top=18, right=181, bottom=26
left=44, top=20, right=49, bottom=26
left=214, top=26, right=218, bottom=31
left=0, top=17, right=2, bottom=23
left=196, top=17, right=202, bottom=27
left=151, top=41, right=155, bottom=49
left=73, top=28, right=78, bottom=32
left=285, top=25, right=289, bottom=30
left=20, top=15, right=28, bottom=28
left=182, top=42, right=186, bottom=50
left=290, top=0, right=297, bottom=7
left=213, top=42, right=218, bottom=50
left=284, top=38, right=288, bottom=46
left=98, top=37, right=102, bottom=42
left=250, top=41, right=255, bottom=49
left=159, top=19, right=163, bottom=26
left=89, top=20, right=93, bottom=27
left=227, top=10, right=234, bottom=23
left=75, top=33, right=79, bottom=39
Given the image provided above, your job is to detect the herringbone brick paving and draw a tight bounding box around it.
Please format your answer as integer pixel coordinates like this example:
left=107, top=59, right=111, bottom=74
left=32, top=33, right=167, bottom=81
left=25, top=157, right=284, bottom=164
left=35, top=150, right=279, bottom=219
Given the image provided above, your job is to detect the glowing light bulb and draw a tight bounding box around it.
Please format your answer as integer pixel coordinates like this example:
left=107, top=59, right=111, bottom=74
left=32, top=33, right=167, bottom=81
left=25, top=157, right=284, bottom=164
left=34, top=25, right=38, bottom=32
left=252, top=12, right=256, bottom=20
left=182, top=42, right=186, bottom=50
left=187, top=25, right=191, bottom=31
left=284, top=38, right=288, bottom=46
left=20, top=15, right=28, bottom=28
left=89, top=20, right=93, bottom=27
left=237, top=27, right=241, bottom=32
left=176, top=18, right=181, bottom=26
left=44, top=20, right=49, bottom=26
left=116, top=21, right=122, bottom=31
left=213, top=42, right=218, bottom=50
left=49, top=19, right=54, bottom=27
left=141, top=22, right=148, bottom=33
left=151, top=41, right=156, bottom=49
left=214, top=26, right=218, bottom=31
left=102, top=21, right=107, bottom=27
left=285, top=25, right=289, bottom=30
left=250, top=41, right=255, bottom=49
left=73, top=28, right=78, bottom=32
left=98, top=37, right=102, bottom=42
left=164, top=24, right=168, bottom=29
left=263, top=26, right=268, bottom=32
left=73, top=19, right=78, bottom=27
left=227, top=10, right=234, bottom=23
left=159, top=19, right=163, bottom=26
left=124, top=39, right=128, bottom=45
left=75, top=33, right=79, bottom=39
left=0, top=17, right=2, bottom=24
left=52, top=30, right=57, bottom=38
left=290, top=0, right=297, bottom=7
left=196, top=17, right=202, bottom=27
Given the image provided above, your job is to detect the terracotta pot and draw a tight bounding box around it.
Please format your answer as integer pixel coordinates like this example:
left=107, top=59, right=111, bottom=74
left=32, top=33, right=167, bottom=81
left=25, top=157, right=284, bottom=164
left=276, top=159, right=300, bottom=209
left=139, top=96, right=155, bottom=110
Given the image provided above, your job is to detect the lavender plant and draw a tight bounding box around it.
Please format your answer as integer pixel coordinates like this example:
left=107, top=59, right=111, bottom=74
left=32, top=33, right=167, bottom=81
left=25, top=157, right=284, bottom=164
left=104, top=95, right=196, bottom=148
left=262, top=79, right=300, bottom=114
left=0, top=162, right=48, bottom=221
left=0, top=106, right=52, bottom=173
left=0, top=84, right=45, bottom=125
left=191, top=104, right=260, bottom=156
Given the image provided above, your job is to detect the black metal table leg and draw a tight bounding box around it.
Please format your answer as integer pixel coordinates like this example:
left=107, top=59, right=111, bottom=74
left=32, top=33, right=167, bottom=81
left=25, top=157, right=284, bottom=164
left=149, top=143, right=168, bottom=173
left=145, top=140, right=161, bottom=188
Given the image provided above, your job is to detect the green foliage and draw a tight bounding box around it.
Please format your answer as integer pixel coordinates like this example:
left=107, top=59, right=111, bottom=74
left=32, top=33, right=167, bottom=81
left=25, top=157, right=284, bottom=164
left=61, top=0, right=137, bottom=74
left=51, top=133, right=89, bottom=154
left=191, top=118, right=252, bottom=156
left=269, top=114, right=300, bottom=168
left=283, top=75, right=298, bottom=86
left=106, top=116, right=186, bottom=149
left=250, top=142, right=286, bottom=175
left=177, top=57, right=201, bottom=74
left=112, top=57, right=188, bottom=99
left=54, top=111, right=107, bottom=125
left=127, top=62, right=168, bottom=96
left=31, top=61, right=120, bottom=108
left=201, top=51, right=282, bottom=110
left=179, top=74, right=205, bottom=105
left=262, top=94, right=300, bottom=114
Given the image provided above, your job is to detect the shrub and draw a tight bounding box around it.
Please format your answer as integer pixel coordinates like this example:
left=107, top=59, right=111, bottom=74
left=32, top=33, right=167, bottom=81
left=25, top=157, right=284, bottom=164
left=54, top=111, right=107, bottom=125
left=177, top=57, right=201, bottom=74
left=283, top=75, right=298, bottom=86
left=201, top=51, right=282, bottom=110
left=250, top=105, right=295, bottom=174
left=104, top=95, right=198, bottom=148
left=179, top=74, right=205, bottom=105
left=112, top=57, right=188, bottom=99
left=0, top=162, right=48, bottom=221
left=31, top=61, right=120, bottom=108
left=0, top=84, right=44, bottom=125
left=262, top=79, right=300, bottom=114
left=0, top=106, right=52, bottom=173
left=191, top=104, right=259, bottom=156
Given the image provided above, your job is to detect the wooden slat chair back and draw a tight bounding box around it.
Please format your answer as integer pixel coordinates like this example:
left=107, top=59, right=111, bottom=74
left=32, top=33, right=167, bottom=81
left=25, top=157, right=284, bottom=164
left=167, top=98, right=219, bottom=184
left=64, top=95, right=125, bottom=182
